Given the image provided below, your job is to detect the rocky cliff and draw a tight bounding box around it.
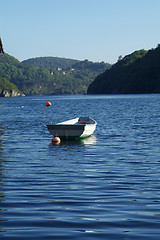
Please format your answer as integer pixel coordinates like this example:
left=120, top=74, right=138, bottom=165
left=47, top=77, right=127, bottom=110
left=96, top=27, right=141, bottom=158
left=0, top=89, right=25, bottom=97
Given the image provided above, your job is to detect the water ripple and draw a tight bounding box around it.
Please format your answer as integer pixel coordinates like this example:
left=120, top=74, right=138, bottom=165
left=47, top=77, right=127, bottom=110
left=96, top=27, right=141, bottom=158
left=1, top=95, right=160, bottom=239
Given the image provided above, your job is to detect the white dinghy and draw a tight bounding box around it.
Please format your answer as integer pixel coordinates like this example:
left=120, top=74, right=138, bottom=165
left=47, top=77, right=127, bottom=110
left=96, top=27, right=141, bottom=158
left=47, top=117, right=97, bottom=139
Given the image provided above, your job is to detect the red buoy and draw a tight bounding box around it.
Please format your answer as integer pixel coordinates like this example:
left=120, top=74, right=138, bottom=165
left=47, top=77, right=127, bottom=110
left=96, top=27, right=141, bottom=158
left=52, top=137, right=61, bottom=144
left=45, top=101, right=52, bottom=106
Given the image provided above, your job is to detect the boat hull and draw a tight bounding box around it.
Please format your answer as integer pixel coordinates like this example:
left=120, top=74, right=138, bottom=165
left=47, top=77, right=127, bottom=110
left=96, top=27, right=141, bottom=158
left=47, top=117, right=96, bottom=139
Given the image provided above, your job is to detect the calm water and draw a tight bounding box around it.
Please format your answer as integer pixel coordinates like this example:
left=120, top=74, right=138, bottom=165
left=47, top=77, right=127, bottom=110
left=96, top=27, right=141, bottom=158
left=0, top=94, right=160, bottom=240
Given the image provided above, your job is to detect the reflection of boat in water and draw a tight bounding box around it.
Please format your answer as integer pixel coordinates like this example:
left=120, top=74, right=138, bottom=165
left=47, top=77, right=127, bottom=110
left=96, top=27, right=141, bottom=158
left=47, top=117, right=97, bottom=140
left=79, top=135, right=97, bottom=145
left=64, top=135, right=97, bottom=146
left=49, top=135, right=97, bottom=147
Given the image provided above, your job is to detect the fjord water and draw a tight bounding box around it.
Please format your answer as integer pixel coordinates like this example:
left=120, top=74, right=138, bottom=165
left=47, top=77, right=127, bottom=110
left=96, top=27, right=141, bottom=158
left=0, top=94, right=160, bottom=240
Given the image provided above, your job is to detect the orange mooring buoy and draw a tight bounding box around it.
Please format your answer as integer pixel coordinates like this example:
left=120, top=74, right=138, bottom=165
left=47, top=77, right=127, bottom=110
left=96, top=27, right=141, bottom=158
left=45, top=101, right=52, bottom=106
left=52, top=137, right=61, bottom=144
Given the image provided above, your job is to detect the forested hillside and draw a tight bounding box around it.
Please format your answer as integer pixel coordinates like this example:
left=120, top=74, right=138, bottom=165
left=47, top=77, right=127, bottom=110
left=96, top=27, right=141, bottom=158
left=22, top=57, right=79, bottom=70
left=22, top=57, right=110, bottom=72
left=0, top=54, right=111, bottom=95
left=88, top=45, right=160, bottom=94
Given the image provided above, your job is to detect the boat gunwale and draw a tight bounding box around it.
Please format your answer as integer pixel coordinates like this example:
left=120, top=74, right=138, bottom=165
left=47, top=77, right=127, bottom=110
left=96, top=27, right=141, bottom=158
left=47, top=117, right=97, bottom=127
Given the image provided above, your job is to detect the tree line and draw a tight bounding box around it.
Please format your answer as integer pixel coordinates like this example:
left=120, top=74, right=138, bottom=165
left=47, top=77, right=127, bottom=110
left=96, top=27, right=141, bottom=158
left=0, top=54, right=110, bottom=96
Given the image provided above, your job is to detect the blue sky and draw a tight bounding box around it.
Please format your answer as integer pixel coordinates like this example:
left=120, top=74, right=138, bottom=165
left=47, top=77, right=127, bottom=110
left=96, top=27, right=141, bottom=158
left=1, top=0, right=160, bottom=63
